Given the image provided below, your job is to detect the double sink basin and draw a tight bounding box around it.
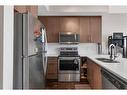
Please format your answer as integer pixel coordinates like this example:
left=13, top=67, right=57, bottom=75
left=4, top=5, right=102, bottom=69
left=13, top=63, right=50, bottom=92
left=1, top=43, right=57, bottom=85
left=96, top=58, right=120, bottom=63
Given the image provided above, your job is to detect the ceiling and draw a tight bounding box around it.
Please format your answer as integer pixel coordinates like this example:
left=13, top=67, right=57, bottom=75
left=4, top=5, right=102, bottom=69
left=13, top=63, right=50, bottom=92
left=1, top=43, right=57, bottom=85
left=38, top=5, right=108, bottom=16
left=38, top=5, right=127, bottom=16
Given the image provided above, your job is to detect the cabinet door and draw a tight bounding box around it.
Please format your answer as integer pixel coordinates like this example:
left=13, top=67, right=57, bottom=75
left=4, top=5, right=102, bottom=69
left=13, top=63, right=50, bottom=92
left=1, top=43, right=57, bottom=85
left=90, top=16, right=102, bottom=43
left=38, top=17, right=60, bottom=42
left=46, top=57, right=58, bottom=80
left=60, top=17, right=80, bottom=33
left=80, top=17, right=90, bottom=42
left=87, top=58, right=93, bottom=88
left=92, top=62, right=102, bottom=89
left=87, top=58, right=102, bottom=89
left=46, top=17, right=60, bottom=42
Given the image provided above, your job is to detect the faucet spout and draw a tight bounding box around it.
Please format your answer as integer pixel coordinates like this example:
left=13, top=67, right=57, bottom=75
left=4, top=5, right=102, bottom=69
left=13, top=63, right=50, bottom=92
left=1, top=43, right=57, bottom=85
left=109, top=44, right=116, bottom=60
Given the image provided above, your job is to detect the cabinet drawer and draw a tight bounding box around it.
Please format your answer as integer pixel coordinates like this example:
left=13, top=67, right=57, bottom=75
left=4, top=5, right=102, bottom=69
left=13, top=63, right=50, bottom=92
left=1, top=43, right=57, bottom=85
left=46, top=57, right=58, bottom=80
left=48, top=57, right=57, bottom=63
left=46, top=74, right=58, bottom=79
left=47, top=63, right=58, bottom=74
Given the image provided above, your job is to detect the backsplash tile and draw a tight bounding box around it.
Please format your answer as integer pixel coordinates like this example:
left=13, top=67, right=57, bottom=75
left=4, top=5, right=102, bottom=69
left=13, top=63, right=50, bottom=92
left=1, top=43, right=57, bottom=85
left=47, top=43, right=98, bottom=56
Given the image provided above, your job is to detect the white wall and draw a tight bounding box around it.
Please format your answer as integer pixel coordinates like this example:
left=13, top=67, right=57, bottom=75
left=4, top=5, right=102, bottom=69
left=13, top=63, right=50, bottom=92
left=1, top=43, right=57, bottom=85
left=109, top=6, right=127, bottom=13
left=3, top=6, right=14, bottom=89
left=38, top=6, right=108, bottom=16
left=102, top=14, right=127, bottom=54
left=0, top=6, right=3, bottom=89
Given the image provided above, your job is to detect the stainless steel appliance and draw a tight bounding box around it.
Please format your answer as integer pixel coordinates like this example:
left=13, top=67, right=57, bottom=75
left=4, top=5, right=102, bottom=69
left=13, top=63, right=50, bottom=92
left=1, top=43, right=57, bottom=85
left=58, top=47, right=80, bottom=82
left=101, top=68, right=127, bottom=89
left=123, top=36, right=127, bottom=58
left=59, top=32, right=80, bottom=44
left=108, top=33, right=123, bottom=54
left=13, top=12, right=47, bottom=89
left=108, top=33, right=126, bottom=58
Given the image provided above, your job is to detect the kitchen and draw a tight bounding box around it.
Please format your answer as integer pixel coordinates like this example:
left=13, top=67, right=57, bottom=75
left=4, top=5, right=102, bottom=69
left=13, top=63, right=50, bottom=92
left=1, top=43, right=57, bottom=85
left=1, top=5, right=127, bottom=90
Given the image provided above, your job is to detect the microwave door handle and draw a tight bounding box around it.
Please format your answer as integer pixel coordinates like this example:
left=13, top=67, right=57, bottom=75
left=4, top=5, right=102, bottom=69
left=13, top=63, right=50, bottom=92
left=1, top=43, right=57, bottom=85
left=75, top=35, right=76, bottom=41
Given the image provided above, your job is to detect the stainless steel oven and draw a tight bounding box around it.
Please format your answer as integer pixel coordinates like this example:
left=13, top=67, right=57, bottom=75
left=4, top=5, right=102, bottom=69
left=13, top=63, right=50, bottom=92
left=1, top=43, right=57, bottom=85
left=58, top=56, right=80, bottom=82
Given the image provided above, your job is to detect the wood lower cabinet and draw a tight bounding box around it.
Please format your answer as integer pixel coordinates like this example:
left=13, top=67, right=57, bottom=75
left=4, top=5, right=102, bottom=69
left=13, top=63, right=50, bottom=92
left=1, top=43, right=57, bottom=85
left=46, top=57, right=58, bottom=80
left=87, top=58, right=102, bottom=89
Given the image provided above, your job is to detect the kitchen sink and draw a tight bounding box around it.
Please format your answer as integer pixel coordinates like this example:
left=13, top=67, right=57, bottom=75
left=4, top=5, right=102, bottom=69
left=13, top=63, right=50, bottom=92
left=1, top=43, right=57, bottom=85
left=96, top=58, right=120, bottom=63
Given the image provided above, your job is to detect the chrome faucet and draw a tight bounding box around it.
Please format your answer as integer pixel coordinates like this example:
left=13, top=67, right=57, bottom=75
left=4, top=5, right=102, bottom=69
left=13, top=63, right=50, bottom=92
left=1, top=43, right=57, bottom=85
left=109, top=44, right=117, bottom=60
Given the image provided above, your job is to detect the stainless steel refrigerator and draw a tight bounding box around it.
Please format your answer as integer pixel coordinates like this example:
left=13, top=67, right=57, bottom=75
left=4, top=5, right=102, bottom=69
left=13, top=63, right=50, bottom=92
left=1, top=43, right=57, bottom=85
left=13, top=12, right=47, bottom=89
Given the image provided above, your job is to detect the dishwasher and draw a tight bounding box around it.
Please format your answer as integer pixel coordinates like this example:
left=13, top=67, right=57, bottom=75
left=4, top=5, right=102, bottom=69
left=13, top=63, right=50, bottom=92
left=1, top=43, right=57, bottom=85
left=101, top=68, right=127, bottom=89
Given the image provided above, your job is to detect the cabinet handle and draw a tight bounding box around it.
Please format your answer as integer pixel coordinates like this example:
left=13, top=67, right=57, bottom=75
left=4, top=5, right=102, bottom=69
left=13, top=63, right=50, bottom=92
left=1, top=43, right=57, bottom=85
left=90, top=36, right=92, bottom=42
left=89, top=36, right=91, bottom=42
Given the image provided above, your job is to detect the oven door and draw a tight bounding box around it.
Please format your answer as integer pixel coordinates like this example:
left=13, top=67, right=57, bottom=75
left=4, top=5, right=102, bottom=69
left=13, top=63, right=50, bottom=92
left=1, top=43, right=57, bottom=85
left=58, top=57, right=80, bottom=82
left=58, top=57, right=80, bottom=73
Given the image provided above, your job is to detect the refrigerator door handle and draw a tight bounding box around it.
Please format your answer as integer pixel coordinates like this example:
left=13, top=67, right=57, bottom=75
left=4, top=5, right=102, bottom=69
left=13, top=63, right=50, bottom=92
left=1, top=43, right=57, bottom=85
left=38, top=51, right=47, bottom=53
left=23, top=54, right=38, bottom=58
left=22, top=51, right=47, bottom=60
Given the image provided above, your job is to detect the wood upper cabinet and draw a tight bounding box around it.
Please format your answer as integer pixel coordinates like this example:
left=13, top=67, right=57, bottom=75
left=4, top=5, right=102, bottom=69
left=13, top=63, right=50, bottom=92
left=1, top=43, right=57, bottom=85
left=38, top=16, right=101, bottom=43
left=60, top=17, right=80, bottom=33
left=90, top=16, right=102, bottom=43
left=38, top=16, right=60, bottom=42
left=14, top=6, right=38, bottom=17
left=46, top=57, right=58, bottom=80
left=80, top=17, right=90, bottom=42
left=80, top=16, right=101, bottom=43
left=87, top=58, right=102, bottom=89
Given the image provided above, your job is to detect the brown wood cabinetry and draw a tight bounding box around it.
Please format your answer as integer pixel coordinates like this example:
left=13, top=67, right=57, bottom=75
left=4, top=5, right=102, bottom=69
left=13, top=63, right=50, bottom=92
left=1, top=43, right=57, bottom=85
left=60, top=17, right=80, bottom=33
left=38, top=16, right=60, bottom=42
left=90, top=16, right=102, bottom=43
left=80, top=17, right=90, bottom=42
left=14, top=6, right=38, bottom=17
left=87, top=58, right=102, bottom=89
left=80, top=16, right=101, bottom=43
left=38, top=16, right=101, bottom=43
left=46, top=57, right=58, bottom=80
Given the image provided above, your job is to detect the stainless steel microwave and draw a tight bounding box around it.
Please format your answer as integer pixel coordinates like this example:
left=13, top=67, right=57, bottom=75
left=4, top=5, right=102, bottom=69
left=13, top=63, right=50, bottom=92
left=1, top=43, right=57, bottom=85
left=59, top=32, right=80, bottom=44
